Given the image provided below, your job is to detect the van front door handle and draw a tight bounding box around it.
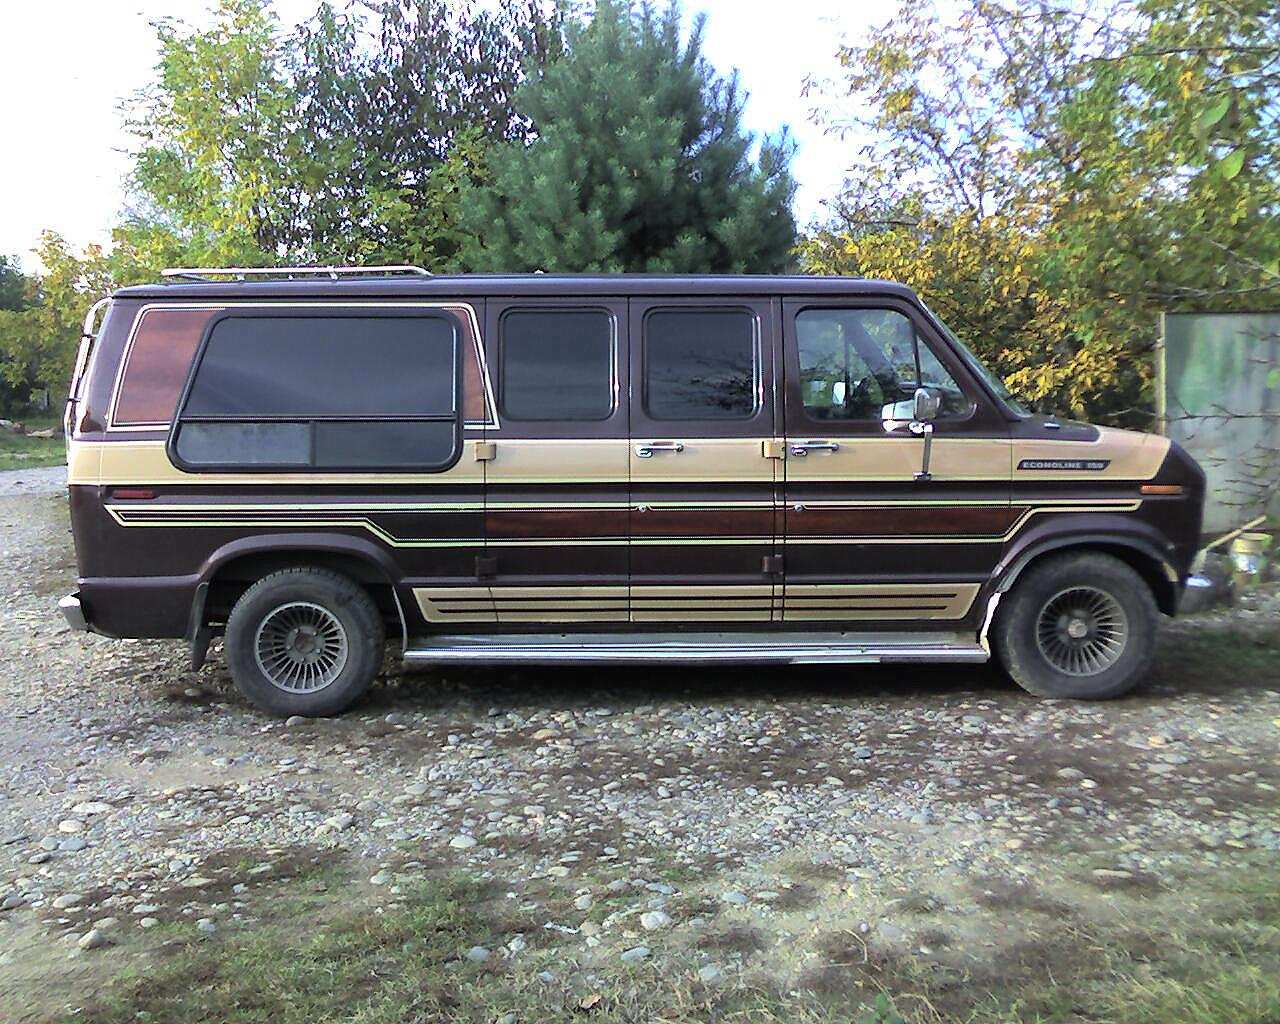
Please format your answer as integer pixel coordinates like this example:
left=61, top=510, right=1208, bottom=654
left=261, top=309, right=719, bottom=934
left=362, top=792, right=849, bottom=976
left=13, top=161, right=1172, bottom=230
left=636, top=441, right=685, bottom=458
left=790, top=441, right=840, bottom=457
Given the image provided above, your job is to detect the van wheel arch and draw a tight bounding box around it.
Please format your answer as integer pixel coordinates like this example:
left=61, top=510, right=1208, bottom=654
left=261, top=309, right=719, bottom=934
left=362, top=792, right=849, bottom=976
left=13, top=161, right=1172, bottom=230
left=198, top=549, right=406, bottom=648
left=995, top=538, right=1177, bottom=616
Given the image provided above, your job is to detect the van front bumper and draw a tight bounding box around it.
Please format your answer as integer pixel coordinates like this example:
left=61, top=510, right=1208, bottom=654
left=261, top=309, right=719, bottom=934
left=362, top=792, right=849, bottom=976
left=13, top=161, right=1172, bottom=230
left=59, top=592, right=89, bottom=632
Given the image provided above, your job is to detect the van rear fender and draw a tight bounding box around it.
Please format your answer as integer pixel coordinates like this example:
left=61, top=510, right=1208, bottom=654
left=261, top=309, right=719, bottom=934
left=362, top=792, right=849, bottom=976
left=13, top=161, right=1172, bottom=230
left=197, top=532, right=408, bottom=645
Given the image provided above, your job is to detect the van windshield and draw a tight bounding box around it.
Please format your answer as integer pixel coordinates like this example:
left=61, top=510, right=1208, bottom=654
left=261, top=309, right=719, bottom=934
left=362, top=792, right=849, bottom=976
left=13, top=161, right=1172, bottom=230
left=921, top=302, right=1030, bottom=416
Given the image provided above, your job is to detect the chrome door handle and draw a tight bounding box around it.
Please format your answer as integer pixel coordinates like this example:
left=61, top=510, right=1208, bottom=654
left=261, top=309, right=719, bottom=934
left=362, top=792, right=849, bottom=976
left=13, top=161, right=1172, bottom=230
left=636, top=441, right=685, bottom=458
left=790, top=440, right=840, bottom=457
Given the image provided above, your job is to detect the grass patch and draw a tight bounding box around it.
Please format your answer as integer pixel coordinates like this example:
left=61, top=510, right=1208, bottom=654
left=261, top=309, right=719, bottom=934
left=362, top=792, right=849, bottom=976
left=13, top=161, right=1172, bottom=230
left=52, top=854, right=1280, bottom=1024
left=0, top=415, right=64, bottom=471
left=74, top=874, right=503, bottom=1024
left=1155, top=619, right=1280, bottom=689
left=1096, top=963, right=1280, bottom=1024
left=64, top=869, right=894, bottom=1024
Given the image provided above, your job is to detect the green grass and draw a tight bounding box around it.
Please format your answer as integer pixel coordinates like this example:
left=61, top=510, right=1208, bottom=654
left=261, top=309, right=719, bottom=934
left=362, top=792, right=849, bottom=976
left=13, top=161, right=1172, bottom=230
left=63, top=856, right=1280, bottom=1024
left=67, top=874, right=823, bottom=1024
left=0, top=414, right=65, bottom=471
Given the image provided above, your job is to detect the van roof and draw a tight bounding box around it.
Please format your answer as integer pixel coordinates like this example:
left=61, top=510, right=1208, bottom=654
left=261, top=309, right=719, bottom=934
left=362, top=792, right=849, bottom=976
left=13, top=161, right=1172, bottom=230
left=114, top=273, right=919, bottom=302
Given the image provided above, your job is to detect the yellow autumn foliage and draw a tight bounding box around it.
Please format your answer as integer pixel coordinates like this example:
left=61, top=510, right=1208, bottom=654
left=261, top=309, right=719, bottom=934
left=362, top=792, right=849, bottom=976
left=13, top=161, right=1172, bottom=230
left=797, top=213, right=1148, bottom=421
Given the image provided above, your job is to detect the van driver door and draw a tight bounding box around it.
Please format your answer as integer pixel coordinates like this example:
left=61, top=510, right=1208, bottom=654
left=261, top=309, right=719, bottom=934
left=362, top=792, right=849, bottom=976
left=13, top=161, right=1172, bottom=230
left=780, top=299, right=1012, bottom=626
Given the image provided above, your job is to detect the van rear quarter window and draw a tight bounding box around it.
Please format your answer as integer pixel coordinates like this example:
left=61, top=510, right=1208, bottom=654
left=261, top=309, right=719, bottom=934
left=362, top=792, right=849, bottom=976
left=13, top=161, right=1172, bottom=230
left=184, top=315, right=455, bottom=416
left=113, top=308, right=221, bottom=425
left=170, top=311, right=461, bottom=471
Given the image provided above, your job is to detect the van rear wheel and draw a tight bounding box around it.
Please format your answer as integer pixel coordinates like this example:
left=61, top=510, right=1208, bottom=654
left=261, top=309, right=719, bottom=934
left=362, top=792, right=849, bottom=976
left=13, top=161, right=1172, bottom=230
left=995, top=552, right=1158, bottom=700
left=224, top=567, right=384, bottom=716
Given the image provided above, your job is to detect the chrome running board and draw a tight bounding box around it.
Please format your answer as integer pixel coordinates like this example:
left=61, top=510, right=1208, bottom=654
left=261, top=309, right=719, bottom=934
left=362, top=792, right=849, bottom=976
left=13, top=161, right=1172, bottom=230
left=403, top=631, right=988, bottom=666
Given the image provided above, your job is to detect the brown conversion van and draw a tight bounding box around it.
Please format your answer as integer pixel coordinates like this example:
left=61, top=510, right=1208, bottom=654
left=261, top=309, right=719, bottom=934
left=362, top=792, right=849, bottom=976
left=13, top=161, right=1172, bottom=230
left=60, top=267, right=1205, bottom=716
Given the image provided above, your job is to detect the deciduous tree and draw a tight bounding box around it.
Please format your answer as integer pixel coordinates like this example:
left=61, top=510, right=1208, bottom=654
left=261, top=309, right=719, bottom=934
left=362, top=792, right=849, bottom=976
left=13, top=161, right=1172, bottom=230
left=801, top=0, right=1279, bottom=423
left=125, top=0, right=565, bottom=268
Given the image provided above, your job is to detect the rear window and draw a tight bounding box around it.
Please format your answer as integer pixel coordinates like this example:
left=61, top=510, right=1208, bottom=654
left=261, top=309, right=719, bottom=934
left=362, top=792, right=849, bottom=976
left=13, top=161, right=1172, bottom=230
left=170, top=312, right=461, bottom=472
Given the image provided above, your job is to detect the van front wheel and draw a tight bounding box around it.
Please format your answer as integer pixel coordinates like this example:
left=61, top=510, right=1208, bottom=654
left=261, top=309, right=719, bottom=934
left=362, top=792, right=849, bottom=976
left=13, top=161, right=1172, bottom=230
left=224, top=568, right=385, bottom=716
left=995, top=552, right=1158, bottom=700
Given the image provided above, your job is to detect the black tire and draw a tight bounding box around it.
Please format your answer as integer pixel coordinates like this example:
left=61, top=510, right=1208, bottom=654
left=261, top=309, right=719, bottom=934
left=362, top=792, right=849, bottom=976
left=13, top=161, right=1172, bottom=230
left=994, top=552, right=1158, bottom=700
left=224, top=567, right=385, bottom=716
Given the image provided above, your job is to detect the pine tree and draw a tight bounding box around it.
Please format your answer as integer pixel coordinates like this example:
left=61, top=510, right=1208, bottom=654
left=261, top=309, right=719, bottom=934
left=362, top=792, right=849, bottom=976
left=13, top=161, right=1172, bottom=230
left=461, top=0, right=797, bottom=273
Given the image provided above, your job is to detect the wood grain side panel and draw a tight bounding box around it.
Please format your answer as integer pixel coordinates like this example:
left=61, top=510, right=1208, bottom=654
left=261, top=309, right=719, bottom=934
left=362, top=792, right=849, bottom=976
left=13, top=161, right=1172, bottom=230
left=630, top=507, right=773, bottom=538
left=787, top=505, right=1020, bottom=538
left=487, top=508, right=628, bottom=539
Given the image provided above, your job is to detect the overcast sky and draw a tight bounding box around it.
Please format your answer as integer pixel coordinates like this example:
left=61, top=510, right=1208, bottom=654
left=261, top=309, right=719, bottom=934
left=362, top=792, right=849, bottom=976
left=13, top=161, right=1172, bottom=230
left=0, top=0, right=889, bottom=271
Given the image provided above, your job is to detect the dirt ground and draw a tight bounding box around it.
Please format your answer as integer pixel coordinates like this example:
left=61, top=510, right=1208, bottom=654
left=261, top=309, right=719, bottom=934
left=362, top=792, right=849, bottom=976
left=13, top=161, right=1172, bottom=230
left=1, top=473, right=1278, bottom=1023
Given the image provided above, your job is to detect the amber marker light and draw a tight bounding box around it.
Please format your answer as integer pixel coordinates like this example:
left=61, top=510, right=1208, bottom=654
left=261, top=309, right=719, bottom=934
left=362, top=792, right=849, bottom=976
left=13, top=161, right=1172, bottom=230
left=1140, top=485, right=1184, bottom=496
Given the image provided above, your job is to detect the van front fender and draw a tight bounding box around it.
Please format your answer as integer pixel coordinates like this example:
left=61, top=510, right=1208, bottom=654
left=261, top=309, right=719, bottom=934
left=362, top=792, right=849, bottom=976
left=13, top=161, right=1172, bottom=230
left=990, top=515, right=1181, bottom=614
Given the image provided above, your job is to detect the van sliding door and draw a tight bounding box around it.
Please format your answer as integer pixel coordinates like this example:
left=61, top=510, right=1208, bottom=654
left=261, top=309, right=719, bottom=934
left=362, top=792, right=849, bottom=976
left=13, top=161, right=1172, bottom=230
left=480, top=298, right=630, bottom=624
left=627, top=297, right=782, bottom=623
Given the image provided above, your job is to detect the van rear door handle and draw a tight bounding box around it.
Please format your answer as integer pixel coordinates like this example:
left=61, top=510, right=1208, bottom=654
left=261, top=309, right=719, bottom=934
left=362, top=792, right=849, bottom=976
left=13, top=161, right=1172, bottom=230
left=636, top=441, right=685, bottom=458
left=790, top=440, right=840, bottom=457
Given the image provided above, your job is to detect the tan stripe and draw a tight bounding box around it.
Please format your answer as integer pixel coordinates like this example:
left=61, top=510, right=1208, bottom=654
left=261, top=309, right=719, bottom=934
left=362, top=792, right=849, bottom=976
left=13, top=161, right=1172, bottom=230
left=632, top=585, right=772, bottom=597
left=488, top=586, right=627, bottom=598
left=786, top=583, right=976, bottom=597
left=783, top=582, right=979, bottom=621
left=631, top=609, right=772, bottom=622
left=496, top=610, right=629, bottom=623
left=629, top=437, right=778, bottom=483
left=414, top=588, right=493, bottom=624
left=71, top=431, right=1167, bottom=487
left=488, top=601, right=628, bottom=610
left=77, top=439, right=485, bottom=486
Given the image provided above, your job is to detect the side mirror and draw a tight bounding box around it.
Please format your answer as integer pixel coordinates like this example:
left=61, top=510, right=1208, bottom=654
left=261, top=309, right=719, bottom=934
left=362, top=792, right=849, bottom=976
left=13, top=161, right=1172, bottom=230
left=910, top=387, right=939, bottom=483
left=913, top=387, right=941, bottom=424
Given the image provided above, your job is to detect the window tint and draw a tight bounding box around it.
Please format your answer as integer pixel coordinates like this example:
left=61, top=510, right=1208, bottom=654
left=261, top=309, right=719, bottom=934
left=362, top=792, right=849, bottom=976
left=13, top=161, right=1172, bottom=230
left=644, top=309, right=757, bottom=420
left=172, top=312, right=461, bottom=472
left=796, top=309, right=973, bottom=422
left=113, top=308, right=220, bottom=425
left=501, top=309, right=613, bottom=421
left=184, top=315, right=455, bottom=417
left=174, top=422, right=310, bottom=467
left=313, top=421, right=457, bottom=468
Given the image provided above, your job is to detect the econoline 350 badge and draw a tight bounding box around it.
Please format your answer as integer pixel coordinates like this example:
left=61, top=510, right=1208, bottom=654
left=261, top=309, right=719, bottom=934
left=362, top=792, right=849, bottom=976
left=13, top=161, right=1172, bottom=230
left=1017, top=458, right=1111, bottom=471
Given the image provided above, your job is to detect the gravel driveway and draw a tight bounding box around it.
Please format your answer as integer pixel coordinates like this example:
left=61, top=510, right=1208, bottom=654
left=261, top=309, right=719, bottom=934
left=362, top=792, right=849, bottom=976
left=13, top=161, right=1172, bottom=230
left=0, top=465, right=66, bottom=499
left=1, top=469, right=1278, bottom=1021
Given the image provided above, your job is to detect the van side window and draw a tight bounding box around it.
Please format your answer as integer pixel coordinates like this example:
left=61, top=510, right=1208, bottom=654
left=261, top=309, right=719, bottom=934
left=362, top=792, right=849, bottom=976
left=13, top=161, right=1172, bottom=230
left=644, top=308, right=758, bottom=420
left=796, top=308, right=973, bottom=421
left=171, top=313, right=460, bottom=471
left=500, top=309, right=614, bottom=421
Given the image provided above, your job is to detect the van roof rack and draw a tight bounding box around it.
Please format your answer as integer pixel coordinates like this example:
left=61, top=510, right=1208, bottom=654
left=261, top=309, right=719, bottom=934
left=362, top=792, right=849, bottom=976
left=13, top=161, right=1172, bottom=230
left=160, top=265, right=431, bottom=282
